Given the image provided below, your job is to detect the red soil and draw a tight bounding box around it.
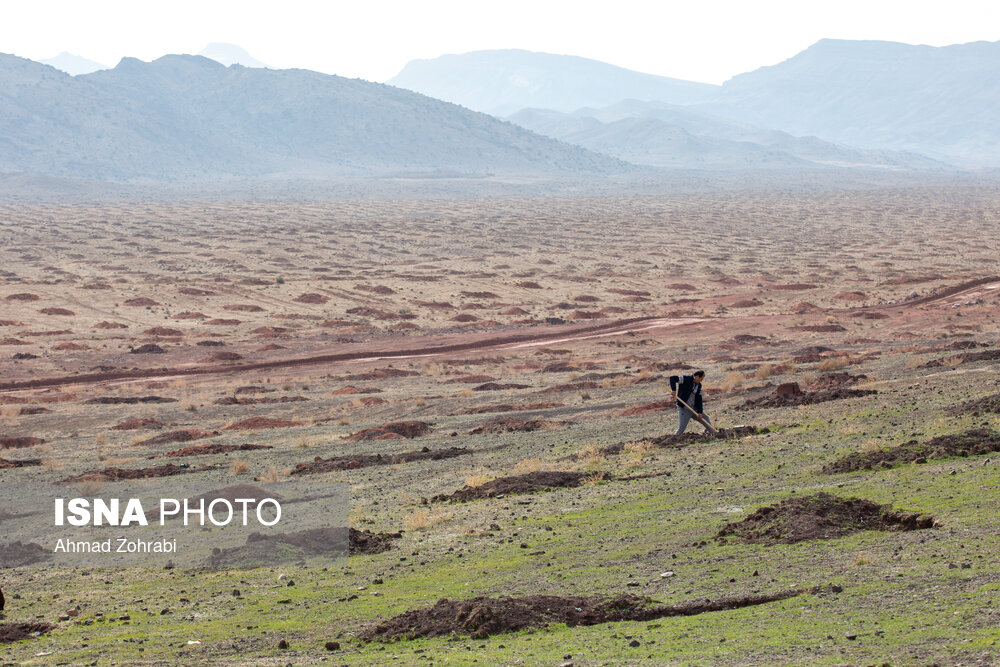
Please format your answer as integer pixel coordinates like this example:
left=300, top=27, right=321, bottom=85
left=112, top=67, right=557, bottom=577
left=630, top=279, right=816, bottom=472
left=226, top=417, right=303, bottom=430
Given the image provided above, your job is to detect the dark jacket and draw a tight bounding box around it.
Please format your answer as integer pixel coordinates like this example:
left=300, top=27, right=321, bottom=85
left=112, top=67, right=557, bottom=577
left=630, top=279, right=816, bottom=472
left=669, top=374, right=703, bottom=413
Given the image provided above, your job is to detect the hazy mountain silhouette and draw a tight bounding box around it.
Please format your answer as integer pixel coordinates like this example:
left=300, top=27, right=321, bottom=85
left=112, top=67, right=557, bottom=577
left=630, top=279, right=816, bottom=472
left=0, top=53, right=629, bottom=181
left=198, top=43, right=270, bottom=68
left=388, top=49, right=717, bottom=115
left=39, top=52, right=108, bottom=75
left=509, top=104, right=943, bottom=170
left=701, top=39, right=1000, bottom=165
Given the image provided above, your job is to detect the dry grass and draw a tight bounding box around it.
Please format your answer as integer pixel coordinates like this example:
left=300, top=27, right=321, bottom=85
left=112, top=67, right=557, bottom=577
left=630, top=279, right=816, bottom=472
left=798, top=371, right=819, bottom=387
left=94, top=433, right=109, bottom=446
left=464, top=471, right=492, bottom=488
left=1, top=405, right=21, bottom=426
left=576, top=442, right=605, bottom=463
left=623, top=439, right=655, bottom=457
left=41, top=458, right=64, bottom=471
left=74, top=480, right=105, bottom=495
left=718, top=371, right=745, bottom=392
left=753, top=363, right=776, bottom=380
left=816, top=356, right=851, bottom=371
left=256, top=466, right=290, bottom=483
left=403, top=509, right=455, bottom=531
left=513, top=457, right=547, bottom=474
left=582, top=471, right=608, bottom=486
left=231, top=460, right=250, bottom=475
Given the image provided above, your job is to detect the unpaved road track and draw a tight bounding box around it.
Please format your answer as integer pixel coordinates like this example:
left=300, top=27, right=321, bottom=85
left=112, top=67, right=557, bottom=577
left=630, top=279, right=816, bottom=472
left=0, top=316, right=705, bottom=393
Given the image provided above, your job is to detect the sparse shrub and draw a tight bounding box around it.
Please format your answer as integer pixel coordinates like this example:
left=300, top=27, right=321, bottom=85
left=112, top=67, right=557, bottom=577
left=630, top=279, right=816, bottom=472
left=576, top=442, right=605, bottom=463
left=718, top=371, right=745, bottom=392
left=74, top=480, right=105, bottom=496
left=414, top=397, right=427, bottom=407
left=583, top=471, right=608, bottom=486
left=403, top=509, right=454, bottom=531
left=624, top=440, right=655, bottom=457
left=464, top=471, right=492, bottom=487
left=798, top=372, right=818, bottom=387
left=1, top=405, right=21, bottom=426
left=513, top=458, right=545, bottom=474
left=816, top=356, right=850, bottom=371
left=231, top=460, right=250, bottom=475
left=256, top=466, right=289, bottom=483
left=94, top=433, right=109, bottom=446
left=754, top=364, right=776, bottom=380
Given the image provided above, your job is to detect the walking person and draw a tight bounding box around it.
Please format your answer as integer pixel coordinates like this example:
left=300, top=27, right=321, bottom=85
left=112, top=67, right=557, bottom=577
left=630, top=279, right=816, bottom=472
left=669, top=370, right=712, bottom=434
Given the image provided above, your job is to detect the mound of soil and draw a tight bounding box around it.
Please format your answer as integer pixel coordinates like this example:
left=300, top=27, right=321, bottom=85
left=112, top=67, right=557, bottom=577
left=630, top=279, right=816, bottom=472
left=823, top=429, right=1000, bottom=474
left=730, top=299, right=763, bottom=308
left=0, top=456, right=41, bottom=468
left=123, top=297, right=160, bottom=307
left=226, top=417, right=303, bottom=430
left=346, top=421, right=431, bottom=441
left=0, top=622, right=55, bottom=643
left=179, top=287, right=216, bottom=296
left=293, top=293, right=329, bottom=304
left=472, top=382, right=531, bottom=391
left=961, top=394, right=1000, bottom=414
left=922, top=349, right=1000, bottom=368
left=52, top=342, right=87, bottom=351
left=362, top=588, right=815, bottom=641
left=160, top=443, right=273, bottom=457
left=12, top=352, right=38, bottom=359
left=131, top=343, right=165, bottom=354
left=435, top=471, right=588, bottom=502
left=469, top=417, right=562, bottom=434
left=39, top=307, right=74, bottom=316
left=0, top=338, right=29, bottom=345
left=0, top=540, right=53, bottom=567
left=350, top=527, right=402, bottom=555
left=771, top=283, right=818, bottom=290
left=173, top=312, right=207, bottom=320
left=331, top=385, right=383, bottom=394
left=502, top=307, right=529, bottom=316
left=215, top=395, right=307, bottom=405
left=60, top=464, right=204, bottom=484
left=204, top=351, right=243, bottom=362
left=87, top=396, right=176, bottom=404
left=805, top=372, right=867, bottom=391
left=459, top=402, right=563, bottom=415
left=196, top=340, right=225, bottom=347
left=111, top=417, right=166, bottom=431
left=740, top=383, right=876, bottom=409
left=143, top=327, right=183, bottom=336
left=446, top=374, right=496, bottom=384
left=7, top=293, right=41, bottom=302
left=462, top=291, right=499, bottom=299
left=205, top=318, right=241, bottom=325
left=790, top=324, right=847, bottom=332
left=716, top=492, right=934, bottom=545
left=516, top=281, right=543, bottom=289
left=138, top=429, right=217, bottom=446
left=291, top=446, right=469, bottom=476
left=0, top=437, right=44, bottom=449
left=833, top=291, right=867, bottom=301
left=223, top=304, right=265, bottom=312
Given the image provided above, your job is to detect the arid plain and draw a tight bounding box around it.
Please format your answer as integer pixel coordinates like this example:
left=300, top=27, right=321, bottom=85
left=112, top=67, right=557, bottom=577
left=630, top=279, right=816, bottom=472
left=2, top=187, right=1000, bottom=665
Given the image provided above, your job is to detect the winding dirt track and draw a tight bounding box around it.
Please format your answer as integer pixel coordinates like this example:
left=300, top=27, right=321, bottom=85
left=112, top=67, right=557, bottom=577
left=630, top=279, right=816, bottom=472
left=0, top=316, right=704, bottom=392
left=3, top=277, right=995, bottom=394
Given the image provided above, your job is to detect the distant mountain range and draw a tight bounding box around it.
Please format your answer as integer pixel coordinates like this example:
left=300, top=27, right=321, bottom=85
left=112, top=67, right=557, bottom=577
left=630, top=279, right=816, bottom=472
left=388, top=49, right=716, bottom=116
left=0, top=53, right=627, bottom=181
left=39, top=52, right=108, bottom=76
left=391, top=42, right=1000, bottom=167
left=197, top=43, right=270, bottom=68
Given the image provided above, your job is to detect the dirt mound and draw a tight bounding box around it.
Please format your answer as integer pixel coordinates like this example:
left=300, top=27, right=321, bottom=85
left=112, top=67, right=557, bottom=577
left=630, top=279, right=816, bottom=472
left=922, top=349, right=1000, bottom=367
left=87, top=396, right=176, bottom=404
left=805, top=372, right=867, bottom=391
left=350, top=528, right=401, bottom=554
left=179, top=287, right=216, bottom=296
left=60, top=464, right=204, bottom=484
left=446, top=374, right=496, bottom=384
left=131, top=343, right=165, bottom=354
left=7, top=293, right=41, bottom=302
left=39, top=307, right=74, bottom=316
left=740, top=383, right=876, bottom=409
left=226, top=417, right=303, bottom=430
left=138, top=429, right=217, bottom=446
left=0, top=541, right=52, bottom=567
left=0, top=456, right=41, bottom=468
left=0, top=622, right=55, bottom=643
left=331, top=385, right=383, bottom=394
left=143, top=327, right=183, bottom=336
left=823, top=429, right=1000, bottom=474
left=469, top=417, right=561, bottom=434
left=435, top=471, right=588, bottom=502
left=205, top=318, right=241, bottom=325
left=771, top=283, right=818, bottom=290
left=161, top=443, right=273, bottom=457
left=223, top=304, right=265, bottom=312
left=52, top=342, right=86, bottom=351
left=730, top=299, right=763, bottom=308
left=293, top=293, right=329, bottom=304
left=215, top=395, right=307, bottom=405
left=833, top=291, right=867, bottom=301
left=459, top=402, right=563, bottom=415
left=362, top=587, right=816, bottom=641
left=0, top=437, right=44, bottom=449
left=291, top=446, right=469, bottom=476
left=461, top=291, right=499, bottom=299
left=204, top=351, right=243, bottom=362
left=11, top=352, right=38, bottom=359
left=473, top=382, right=531, bottom=391
left=790, top=324, right=847, bottom=332
left=173, top=312, right=207, bottom=320
left=123, top=297, right=160, bottom=307
left=716, top=492, right=934, bottom=545
left=346, top=421, right=431, bottom=441
left=961, top=394, right=1000, bottom=414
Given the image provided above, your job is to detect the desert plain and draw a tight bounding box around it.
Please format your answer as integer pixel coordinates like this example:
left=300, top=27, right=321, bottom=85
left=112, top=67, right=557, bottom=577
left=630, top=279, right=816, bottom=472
left=1, top=185, right=1000, bottom=665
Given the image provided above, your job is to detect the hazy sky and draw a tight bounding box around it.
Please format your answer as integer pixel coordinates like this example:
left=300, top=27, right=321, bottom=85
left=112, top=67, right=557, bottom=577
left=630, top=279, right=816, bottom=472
left=3, top=0, right=999, bottom=83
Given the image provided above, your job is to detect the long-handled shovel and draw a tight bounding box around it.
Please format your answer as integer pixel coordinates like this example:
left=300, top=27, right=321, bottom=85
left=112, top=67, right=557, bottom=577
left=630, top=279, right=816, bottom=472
left=662, top=382, right=719, bottom=435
